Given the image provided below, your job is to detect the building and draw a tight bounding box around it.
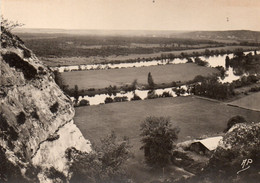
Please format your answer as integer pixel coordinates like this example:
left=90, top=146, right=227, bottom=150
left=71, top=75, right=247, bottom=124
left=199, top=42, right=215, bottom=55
left=189, top=136, right=223, bottom=155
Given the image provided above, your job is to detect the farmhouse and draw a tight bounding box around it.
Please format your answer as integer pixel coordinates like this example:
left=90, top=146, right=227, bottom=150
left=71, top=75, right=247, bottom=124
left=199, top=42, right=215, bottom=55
left=189, top=136, right=223, bottom=155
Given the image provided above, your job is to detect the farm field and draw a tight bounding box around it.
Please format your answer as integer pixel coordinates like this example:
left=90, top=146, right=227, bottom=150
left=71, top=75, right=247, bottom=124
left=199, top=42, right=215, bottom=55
left=61, top=63, right=218, bottom=89
left=74, top=96, right=260, bottom=182
left=41, top=45, right=258, bottom=66
left=228, top=92, right=260, bottom=111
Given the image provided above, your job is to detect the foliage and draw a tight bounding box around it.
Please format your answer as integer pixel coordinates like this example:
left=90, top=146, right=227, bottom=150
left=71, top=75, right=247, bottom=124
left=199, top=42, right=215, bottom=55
left=190, top=75, right=234, bottom=100
left=147, top=90, right=158, bottom=99
left=140, top=116, right=180, bottom=168
left=74, top=85, right=79, bottom=103
left=67, top=132, right=132, bottom=183
left=172, top=87, right=186, bottom=96
left=147, top=72, right=155, bottom=89
left=160, top=91, right=173, bottom=98
left=53, top=70, right=69, bottom=93
left=231, top=75, right=259, bottom=89
left=224, top=115, right=247, bottom=132
left=192, top=123, right=260, bottom=183
left=113, top=96, right=128, bottom=103
left=194, top=57, right=208, bottom=66
left=131, top=93, right=142, bottom=101
left=1, top=16, right=24, bottom=31
left=79, top=99, right=90, bottom=106
left=104, top=97, right=113, bottom=104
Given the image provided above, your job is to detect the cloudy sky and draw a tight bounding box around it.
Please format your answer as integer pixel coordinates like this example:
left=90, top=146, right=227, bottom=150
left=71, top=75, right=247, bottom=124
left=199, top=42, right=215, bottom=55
left=1, top=0, right=260, bottom=31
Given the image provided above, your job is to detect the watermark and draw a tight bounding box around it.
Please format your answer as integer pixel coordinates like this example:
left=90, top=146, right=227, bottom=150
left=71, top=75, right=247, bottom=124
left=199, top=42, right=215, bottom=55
left=237, top=159, right=253, bottom=174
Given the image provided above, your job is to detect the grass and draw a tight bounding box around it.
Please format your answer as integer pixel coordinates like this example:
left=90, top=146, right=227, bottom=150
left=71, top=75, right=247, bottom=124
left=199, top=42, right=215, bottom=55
left=62, top=63, right=218, bottom=89
left=74, top=96, right=260, bottom=182
left=228, top=92, right=260, bottom=111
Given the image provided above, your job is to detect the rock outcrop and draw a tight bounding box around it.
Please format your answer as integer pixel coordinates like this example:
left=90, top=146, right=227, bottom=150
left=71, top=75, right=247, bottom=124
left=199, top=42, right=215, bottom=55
left=184, top=122, right=260, bottom=183
left=0, top=27, right=91, bottom=182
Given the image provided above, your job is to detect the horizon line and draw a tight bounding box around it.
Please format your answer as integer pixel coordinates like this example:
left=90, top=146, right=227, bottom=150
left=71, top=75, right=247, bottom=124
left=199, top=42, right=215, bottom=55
left=13, top=27, right=260, bottom=32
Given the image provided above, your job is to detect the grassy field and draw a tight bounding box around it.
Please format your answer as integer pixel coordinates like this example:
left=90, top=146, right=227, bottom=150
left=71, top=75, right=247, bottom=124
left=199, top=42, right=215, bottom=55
left=228, top=92, right=260, bottom=111
left=74, top=96, right=260, bottom=182
left=42, top=46, right=258, bottom=66
left=61, top=63, right=218, bottom=89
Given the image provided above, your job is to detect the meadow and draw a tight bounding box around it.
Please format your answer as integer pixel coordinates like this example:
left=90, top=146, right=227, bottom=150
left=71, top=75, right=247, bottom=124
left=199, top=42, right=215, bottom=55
left=228, top=92, right=260, bottom=111
left=61, top=63, right=218, bottom=89
left=74, top=96, right=260, bottom=182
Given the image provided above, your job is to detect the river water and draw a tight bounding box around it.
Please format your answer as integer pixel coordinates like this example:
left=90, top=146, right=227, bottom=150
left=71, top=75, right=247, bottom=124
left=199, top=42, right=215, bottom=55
left=72, top=85, right=189, bottom=106
left=62, top=50, right=259, bottom=106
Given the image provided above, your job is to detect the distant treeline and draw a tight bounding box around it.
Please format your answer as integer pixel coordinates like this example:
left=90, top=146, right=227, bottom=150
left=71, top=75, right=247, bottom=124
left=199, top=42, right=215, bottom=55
left=18, top=33, right=225, bottom=57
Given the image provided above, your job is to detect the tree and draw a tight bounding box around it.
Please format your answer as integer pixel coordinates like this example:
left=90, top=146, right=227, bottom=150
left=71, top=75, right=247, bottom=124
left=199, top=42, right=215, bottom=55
left=74, top=85, right=79, bottom=104
left=131, top=79, right=138, bottom=90
left=67, top=132, right=132, bottom=183
left=225, top=55, right=230, bottom=68
left=147, top=72, right=155, bottom=89
left=224, top=115, right=247, bottom=132
left=1, top=16, right=24, bottom=31
left=140, top=116, right=180, bottom=168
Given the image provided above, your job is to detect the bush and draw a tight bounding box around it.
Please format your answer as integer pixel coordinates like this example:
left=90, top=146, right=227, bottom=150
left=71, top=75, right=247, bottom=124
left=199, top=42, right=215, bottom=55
left=194, top=57, right=208, bottom=66
left=160, top=91, right=173, bottom=98
left=113, top=96, right=128, bottom=103
left=131, top=94, right=142, bottom=101
left=79, top=99, right=90, bottom=106
left=50, top=102, right=59, bottom=113
left=172, top=87, right=186, bottom=96
left=67, top=132, right=132, bottom=183
left=104, top=97, right=113, bottom=104
left=140, top=116, right=180, bottom=168
left=224, top=115, right=247, bottom=132
left=147, top=90, right=158, bottom=99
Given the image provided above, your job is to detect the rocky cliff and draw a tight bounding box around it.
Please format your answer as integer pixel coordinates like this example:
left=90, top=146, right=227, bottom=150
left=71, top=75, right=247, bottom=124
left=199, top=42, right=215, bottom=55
left=184, top=122, right=260, bottom=183
left=0, top=27, right=91, bottom=182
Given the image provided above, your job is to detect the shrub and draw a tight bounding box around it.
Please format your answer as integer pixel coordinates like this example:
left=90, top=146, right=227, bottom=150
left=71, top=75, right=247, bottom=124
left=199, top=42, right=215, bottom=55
left=194, top=57, right=208, bottom=66
left=50, top=102, right=59, bottom=113
left=113, top=96, right=128, bottom=103
left=17, top=112, right=26, bottom=125
left=67, top=132, right=132, bottom=183
left=140, top=116, right=180, bottom=168
left=105, top=97, right=113, bottom=104
left=172, top=87, right=186, bottom=96
left=148, top=72, right=155, bottom=89
left=147, top=90, right=158, bottom=99
left=186, top=57, right=193, bottom=63
left=161, top=91, right=173, bottom=98
left=79, top=99, right=90, bottom=106
left=131, top=94, right=141, bottom=101
left=224, top=115, right=247, bottom=132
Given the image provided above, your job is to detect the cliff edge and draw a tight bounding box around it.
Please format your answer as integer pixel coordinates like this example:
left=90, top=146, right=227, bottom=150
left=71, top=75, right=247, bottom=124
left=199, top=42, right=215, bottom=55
left=0, top=27, right=91, bottom=182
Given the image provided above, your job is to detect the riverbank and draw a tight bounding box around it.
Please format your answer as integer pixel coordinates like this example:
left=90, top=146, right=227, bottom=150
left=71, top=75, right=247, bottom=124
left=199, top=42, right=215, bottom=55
left=42, top=45, right=259, bottom=67
left=61, top=63, right=218, bottom=89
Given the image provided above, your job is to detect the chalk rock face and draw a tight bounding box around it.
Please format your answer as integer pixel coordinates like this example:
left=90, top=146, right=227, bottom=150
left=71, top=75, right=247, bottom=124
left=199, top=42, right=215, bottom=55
left=0, top=28, right=91, bottom=182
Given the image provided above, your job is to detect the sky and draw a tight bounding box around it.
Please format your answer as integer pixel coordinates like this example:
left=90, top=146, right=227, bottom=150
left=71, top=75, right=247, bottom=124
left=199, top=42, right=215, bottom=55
left=1, top=0, right=260, bottom=31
